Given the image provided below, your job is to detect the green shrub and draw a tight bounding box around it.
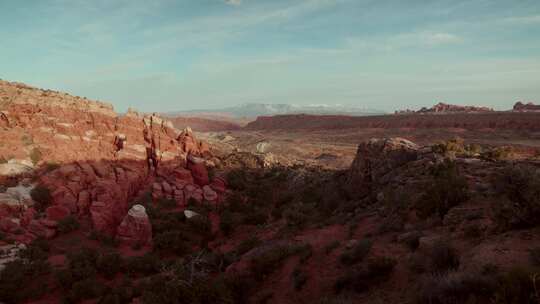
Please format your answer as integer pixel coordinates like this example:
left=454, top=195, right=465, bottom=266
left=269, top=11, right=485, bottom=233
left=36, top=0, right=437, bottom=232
left=57, top=216, right=80, bottom=234
left=416, top=160, right=469, bottom=218
left=335, top=256, right=396, bottom=293
left=493, top=164, right=540, bottom=230
left=529, top=247, right=540, bottom=267
left=242, top=208, right=267, bottom=226
left=367, top=256, right=397, bottom=277
left=157, top=197, right=177, bottom=209
left=44, top=162, right=60, bottom=172
left=250, top=244, right=309, bottom=281
left=65, top=247, right=98, bottom=282
left=96, top=251, right=122, bottom=279
left=481, top=146, right=514, bottom=161
left=339, top=239, right=372, bottom=265
left=21, top=134, right=34, bottom=146
left=30, top=185, right=52, bottom=212
left=65, top=278, right=106, bottom=303
left=220, top=210, right=235, bottom=236
left=124, top=254, right=162, bottom=277
left=402, top=232, right=421, bottom=252
left=324, top=240, right=340, bottom=255
left=432, top=137, right=465, bottom=156
left=227, top=169, right=248, bottom=191
left=29, top=148, right=42, bottom=166
left=153, top=231, right=191, bottom=255
left=236, top=237, right=261, bottom=256
left=0, top=156, right=7, bottom=164
left=430, top=242, right=460, bottom=273
left=417, top=271, right=496, bottom=304
left=292, top=267, right=308, bottom=291
left=463, top=224, right=483, bottom=239
left=493, top=267, right=539, bottom=304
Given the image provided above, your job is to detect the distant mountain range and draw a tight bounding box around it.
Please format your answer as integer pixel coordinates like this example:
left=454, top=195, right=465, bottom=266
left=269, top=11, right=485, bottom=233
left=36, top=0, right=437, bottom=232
left=164, top=103, right=386, bottom=119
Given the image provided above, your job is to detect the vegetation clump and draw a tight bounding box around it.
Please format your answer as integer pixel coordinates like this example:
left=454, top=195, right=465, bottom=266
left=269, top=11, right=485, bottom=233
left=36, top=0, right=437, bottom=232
left=493, top=164, right=540, bottom=230
left=415, top=160, right=469, bottom=218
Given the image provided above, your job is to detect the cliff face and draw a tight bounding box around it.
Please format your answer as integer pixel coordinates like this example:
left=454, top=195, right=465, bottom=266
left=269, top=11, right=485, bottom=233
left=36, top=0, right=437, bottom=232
left=245, top=112, right=540, bottom=131
left=0, top=80, right=209, bottom=167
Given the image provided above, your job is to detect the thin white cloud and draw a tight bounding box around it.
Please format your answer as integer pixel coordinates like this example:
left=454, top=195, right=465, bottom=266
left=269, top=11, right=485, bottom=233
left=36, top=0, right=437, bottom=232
left=224, top=0, right=242, bottom=6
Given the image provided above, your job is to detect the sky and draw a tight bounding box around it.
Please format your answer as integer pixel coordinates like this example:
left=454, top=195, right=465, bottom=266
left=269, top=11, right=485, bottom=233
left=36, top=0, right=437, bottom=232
left=1, top=0, right=540, bottom=113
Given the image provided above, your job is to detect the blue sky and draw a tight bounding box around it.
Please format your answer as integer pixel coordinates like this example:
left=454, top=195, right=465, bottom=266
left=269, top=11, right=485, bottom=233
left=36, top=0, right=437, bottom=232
left=1, top=0, right=539, bottom=112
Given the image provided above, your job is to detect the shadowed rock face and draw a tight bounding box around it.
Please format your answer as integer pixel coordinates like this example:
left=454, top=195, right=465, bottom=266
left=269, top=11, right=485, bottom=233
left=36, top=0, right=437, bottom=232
left=348, top=138, right=419, bottom=195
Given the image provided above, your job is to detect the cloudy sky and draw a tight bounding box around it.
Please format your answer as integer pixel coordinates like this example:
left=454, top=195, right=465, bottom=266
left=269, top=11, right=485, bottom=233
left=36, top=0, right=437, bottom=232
left=1, top=0, right=539, bottom=112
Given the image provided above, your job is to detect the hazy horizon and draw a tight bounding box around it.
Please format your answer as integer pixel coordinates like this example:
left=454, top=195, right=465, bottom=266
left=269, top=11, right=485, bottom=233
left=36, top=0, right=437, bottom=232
left=1, top=0, right=539, bottom=113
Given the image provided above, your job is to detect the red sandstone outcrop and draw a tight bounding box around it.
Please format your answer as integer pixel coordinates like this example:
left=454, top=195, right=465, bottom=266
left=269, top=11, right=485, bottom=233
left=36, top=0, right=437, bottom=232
left=0, top=80, right=225, bottom=244
left=397, top=102, right=494, bottom=114
left=167, top=116, right=242, bottom=132
left=513, top=101, right=540, bottom=112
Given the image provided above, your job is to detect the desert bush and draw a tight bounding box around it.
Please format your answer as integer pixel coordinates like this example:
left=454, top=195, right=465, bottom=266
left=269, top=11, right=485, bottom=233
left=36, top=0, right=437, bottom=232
left=21, top=134, right=33, bottom=146
left=481, top=146, right=514, bottom=161
left=0, top=156, right=6, bottom=164
left=493, top=164, right=540, bottom=230
left=416, top=160, right=469, bottom=219
left=29, top=148, right=42, bottom=166
left=284, top=207, right=309, bottom=228
left=463, top=224, right=483, bottom=239
left=250, top=243, right=309, bottom=281
left=187, top=214, right=212, bottom=236
left=220, top=210, right=235, bottom=236
left=529, top=247, right=540, bottom=267
left=227, top=169, right=249, bottom=190
left=138, top=272, right=235, bottom=304
left=124, top=254, right=162, bottom=277
left=157, top=197, right=177, bottom=209
left=318, top=296, right=354, bottom=304
left=402, top=231, right=421, bottom=252
left=430, top=242, right=460, bottom=273
left=65, top=247, right=99, bottom=282
left=432, top=137, right=465, bottom=156
left=153, top=231, right=191, bottom=255
left=324, top=240, right=340, bottom=255
left=493, top=267, right=540, bottom=304
left=96, top=251, right=122, bottom=279
left=0, top=239, right=51, bottom=302
left=44, top=162, right=60, bottom=172
left=335, top=256, right=396, bottom=293
left=292, top=267, right=308, bottom=291
left=242, top=208, right=268, bottom=226
left=64, top=277, right=106, bottom=303
left=367, top=256, right=397, bottom=277
left=30, top=184, right=52, bottom=212
left=236, top=236, right=261, bottom=256
left=0, top=260, right=49, bottom=303
left=417, top=271, right=496, bottom=304
left=57, top=215, right=80, bottom=234
left=339, top=239, right=372, bottom=265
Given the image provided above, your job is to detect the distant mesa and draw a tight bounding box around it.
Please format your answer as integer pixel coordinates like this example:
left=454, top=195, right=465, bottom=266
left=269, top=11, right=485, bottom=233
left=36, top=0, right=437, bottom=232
left=513, top=101, right=540, bottom=112
left=395, top=102, right=494, bottom=115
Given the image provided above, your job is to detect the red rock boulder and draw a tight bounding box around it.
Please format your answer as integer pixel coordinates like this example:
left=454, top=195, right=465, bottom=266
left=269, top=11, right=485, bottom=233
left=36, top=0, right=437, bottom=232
left=46, top=205, right=71, bottom=222
left=116, top=204, right=152, bottom=246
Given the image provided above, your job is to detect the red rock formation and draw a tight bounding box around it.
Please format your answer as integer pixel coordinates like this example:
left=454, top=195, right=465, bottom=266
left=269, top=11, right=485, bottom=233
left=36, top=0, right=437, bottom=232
left=116, top=204, right=152, bottom=246
left=0, top=80, right=226, bottom=244
left=513, top=101, right=540, bottom=112
left=187, top=155, right=209, bottom=186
